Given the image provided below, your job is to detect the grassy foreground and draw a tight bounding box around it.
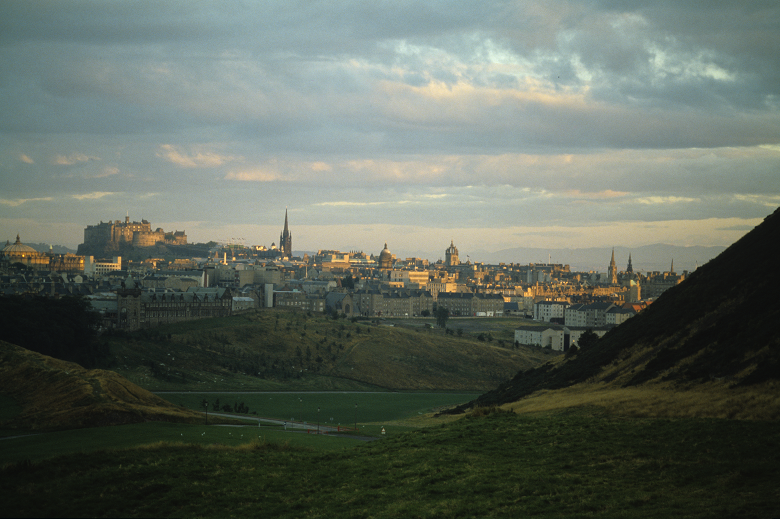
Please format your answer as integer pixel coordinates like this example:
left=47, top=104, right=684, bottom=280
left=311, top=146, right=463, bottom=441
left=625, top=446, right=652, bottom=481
left=2, top=409, right=778, bottom=518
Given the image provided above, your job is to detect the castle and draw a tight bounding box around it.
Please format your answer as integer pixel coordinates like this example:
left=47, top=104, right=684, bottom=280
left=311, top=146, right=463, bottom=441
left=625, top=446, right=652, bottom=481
left=80, top=216, right=187, bottom=252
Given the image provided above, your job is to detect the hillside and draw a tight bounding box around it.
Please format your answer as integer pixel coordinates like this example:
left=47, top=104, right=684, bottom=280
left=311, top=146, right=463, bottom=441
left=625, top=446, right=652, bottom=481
left=0, top=342, right=206, bottom=430
left=458, top=206, right=780, bottom=414
left=105, top=311, right=555, bottom=391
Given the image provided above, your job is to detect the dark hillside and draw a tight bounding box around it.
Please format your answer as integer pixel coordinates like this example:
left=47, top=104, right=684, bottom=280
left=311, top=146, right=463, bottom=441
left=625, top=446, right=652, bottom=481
left=0, top=342, right=206, bottom=430
left=461, top=206, right=780, bottom=410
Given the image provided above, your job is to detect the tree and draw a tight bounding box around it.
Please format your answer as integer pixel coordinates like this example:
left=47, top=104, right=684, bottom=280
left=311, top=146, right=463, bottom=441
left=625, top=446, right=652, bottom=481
left=435, top=305, right=450, bottom=329
left=578, top=329, right=600, bottom=350
left=342, top=273, right=355, bottom=289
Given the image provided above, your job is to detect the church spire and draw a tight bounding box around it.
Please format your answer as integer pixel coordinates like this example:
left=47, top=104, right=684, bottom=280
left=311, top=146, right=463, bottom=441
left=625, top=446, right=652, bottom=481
left=608, top=248, right=617, bottom=284
left=279, top=208, right=292, bottom=258
left=626, top=253, right=633, bottom=273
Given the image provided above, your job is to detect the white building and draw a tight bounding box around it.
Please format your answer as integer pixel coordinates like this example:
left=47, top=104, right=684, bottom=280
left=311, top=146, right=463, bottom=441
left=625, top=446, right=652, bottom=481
left=533, top=300, right=568, bottom=322
left=605, top=306, right=636, bottom=326
left=515, top=325, right=566, bottom=351
left=84, top=256, right=122, bottom=277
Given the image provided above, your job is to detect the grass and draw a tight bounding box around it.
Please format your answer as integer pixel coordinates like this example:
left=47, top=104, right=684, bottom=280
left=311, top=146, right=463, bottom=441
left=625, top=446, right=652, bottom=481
left=502, top=381, right=780, bottom=421
left=0, top=393, right=22, bottom=422
left=2, top=409, right=778, bottom=518
left=0, top=422, right=361, bottom=463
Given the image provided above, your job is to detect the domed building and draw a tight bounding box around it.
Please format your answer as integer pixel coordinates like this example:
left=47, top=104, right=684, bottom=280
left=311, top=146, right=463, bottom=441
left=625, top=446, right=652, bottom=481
left=378, top=242, right=394, bottom=270
left=1, top=235, right=48, bottom=269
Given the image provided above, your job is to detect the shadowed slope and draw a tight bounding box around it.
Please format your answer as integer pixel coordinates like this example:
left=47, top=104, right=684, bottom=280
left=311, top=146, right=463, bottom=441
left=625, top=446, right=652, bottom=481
left=0, top=342, right=204, bottom=430
left=456, top=206, right=780, bottom=413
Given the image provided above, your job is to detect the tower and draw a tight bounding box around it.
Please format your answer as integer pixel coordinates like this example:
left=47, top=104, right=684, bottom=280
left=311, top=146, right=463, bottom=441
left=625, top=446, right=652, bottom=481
left=608, top=248, right=617, bottom=284
left=626, top=253, right=633, bottom=273
left=445, top=240, right=459, bottom=266
left=279, top=209, right=292, bottom=258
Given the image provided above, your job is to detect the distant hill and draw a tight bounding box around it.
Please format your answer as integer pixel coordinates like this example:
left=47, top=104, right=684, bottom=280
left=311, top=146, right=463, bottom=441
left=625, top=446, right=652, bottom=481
left=457, top=206, right=780, bottom=413
left=379, top=244, right=725, bottom=272
left=0, top=342, right=205, bottom=430
left=21, top=242, right=77, bottom=254
left=104, top=311, right=553, bottom=392
left=471, top=244, right=726, bottom=272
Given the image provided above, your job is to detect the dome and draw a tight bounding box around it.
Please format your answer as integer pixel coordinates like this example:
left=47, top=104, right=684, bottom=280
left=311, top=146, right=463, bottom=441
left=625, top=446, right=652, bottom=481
left=378, top=242, right=393, bottom=269
left=2, top=235, right=38, bottom=255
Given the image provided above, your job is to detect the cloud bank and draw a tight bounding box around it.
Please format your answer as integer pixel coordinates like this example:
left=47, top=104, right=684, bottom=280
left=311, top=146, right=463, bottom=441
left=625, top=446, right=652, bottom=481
left=1, top=0, right=778, bottom=260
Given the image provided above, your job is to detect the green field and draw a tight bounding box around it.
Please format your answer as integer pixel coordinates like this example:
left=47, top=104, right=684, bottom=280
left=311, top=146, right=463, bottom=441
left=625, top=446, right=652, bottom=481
left=0, top=392, right=476, bottom=463
left=2, top=409, right=778, bottom=518
left=160, top=391, right=480, bottom=426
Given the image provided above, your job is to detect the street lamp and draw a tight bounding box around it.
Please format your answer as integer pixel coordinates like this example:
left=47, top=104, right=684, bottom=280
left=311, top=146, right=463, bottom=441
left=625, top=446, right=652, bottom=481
left=354, top=403, right=357, bottom=431
left=205, top=402, right=208, bottom=425
left=317, top=406, right=320, bottom=434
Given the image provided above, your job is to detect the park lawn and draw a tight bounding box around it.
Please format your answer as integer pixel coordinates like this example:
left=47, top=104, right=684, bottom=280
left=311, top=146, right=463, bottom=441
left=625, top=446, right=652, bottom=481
left=0, top=421, right=365, bottom=464
left=2, top=408, right=778, bottom=518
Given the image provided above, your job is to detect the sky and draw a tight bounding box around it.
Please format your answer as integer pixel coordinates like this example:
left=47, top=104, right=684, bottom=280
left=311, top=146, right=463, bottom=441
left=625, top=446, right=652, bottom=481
left=1, top=1, right=779, bottom=263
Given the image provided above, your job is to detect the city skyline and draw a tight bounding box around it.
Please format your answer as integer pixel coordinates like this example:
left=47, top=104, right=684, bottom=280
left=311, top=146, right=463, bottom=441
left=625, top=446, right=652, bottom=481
left=2, top=2, right=779, bottom=258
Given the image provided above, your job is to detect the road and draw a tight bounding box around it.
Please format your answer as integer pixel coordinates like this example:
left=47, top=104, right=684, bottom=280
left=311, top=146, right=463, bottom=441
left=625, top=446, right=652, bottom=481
left=208, top=412, right=376, bottom=439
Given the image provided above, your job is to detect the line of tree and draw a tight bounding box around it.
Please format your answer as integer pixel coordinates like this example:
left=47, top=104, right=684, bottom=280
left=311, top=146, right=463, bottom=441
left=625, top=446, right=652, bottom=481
left=0, top=295, right=111, bottom=369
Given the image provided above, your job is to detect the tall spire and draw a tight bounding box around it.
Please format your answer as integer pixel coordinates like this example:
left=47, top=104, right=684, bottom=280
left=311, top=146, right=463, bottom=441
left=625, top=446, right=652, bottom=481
left=626, top=253, right=633, bottom=273
left=608, top=248, right=617, bottom=284
left=279, top=208, right=292, bottom=258
left=670, top=258, right=674, bottom=274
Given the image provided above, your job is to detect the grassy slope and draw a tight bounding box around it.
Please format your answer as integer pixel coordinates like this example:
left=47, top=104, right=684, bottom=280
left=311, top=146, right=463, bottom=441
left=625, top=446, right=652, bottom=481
left=0, top=342, right=210, bottom=430
left=2, top=409, right=778, bottom=518
left=107, top=310, right=556, bottom=391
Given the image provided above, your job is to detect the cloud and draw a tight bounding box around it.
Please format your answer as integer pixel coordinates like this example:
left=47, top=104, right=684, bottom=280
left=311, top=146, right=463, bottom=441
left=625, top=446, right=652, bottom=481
left=0, top=197, right=53, bottom=207
left=1, top=2, right=778, bottom=252
left=635, top=196, right=700, bottom=205
left=72, top=192, right=117, bottom=201
left=225, top=169, right=283, bottom=182
left=53, top=153, right=100, bottom=166
left=157, top=145, right=236, bottom=168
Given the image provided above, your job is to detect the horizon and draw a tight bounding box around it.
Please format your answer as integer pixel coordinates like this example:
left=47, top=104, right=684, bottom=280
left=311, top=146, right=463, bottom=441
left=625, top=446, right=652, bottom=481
left=2, top=2, right=778, bottom=258
left=7, top=227, right=728, bottom=274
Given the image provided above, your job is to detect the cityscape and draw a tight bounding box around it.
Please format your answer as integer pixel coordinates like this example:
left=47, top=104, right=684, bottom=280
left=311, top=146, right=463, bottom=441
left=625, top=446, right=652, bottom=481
left=1, top=2, right=778, bottom=516
left=2, top=210, right=693, bottom=350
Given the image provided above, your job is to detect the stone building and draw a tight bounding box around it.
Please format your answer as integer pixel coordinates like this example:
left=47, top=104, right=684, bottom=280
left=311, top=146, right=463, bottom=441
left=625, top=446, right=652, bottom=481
left=378, top=243, right=394, bottom=270
left=1, top=235, right=84, bottom=272
left=1, top=235, right=51, bottom=270
left=116, top=287, right=232, bottom=330
left=445, top=240, right=459, bottom=266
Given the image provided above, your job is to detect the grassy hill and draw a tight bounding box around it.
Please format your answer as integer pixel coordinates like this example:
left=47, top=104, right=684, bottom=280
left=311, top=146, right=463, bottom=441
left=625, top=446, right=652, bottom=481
left=0, top=342, right=213, bottom=430
left=106, top=311, right=556, bottom=391
left=455, top=206, right=780, bottom=418
left=2, top=409, right=778, bottom=518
